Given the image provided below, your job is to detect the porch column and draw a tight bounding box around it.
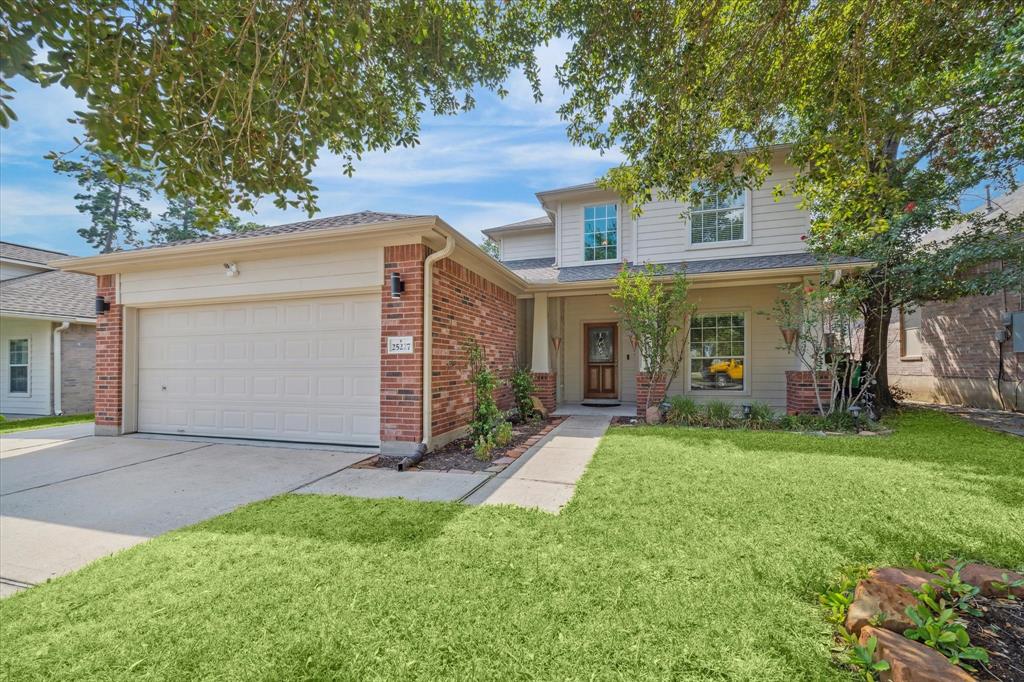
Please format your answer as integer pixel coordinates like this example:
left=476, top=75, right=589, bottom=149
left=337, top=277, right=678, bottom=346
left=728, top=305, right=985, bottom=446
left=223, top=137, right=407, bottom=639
left=530, top=293, right=557, bottom=413
left=531, top=293, right=549, bottom=373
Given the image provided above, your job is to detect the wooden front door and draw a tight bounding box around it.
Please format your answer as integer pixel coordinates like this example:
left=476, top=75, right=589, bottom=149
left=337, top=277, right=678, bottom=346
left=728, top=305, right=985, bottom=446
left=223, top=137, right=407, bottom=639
left=584, top=323, right=618, bottom=399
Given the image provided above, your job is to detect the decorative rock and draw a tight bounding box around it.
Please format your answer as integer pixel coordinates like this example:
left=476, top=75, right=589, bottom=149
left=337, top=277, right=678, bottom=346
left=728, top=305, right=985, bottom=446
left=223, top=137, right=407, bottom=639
left=869, top=567, right=940, bottom=593
left=846, top=579, right=920, bottom=636
left=530, top=396, right=549, bottom=419
left=859, top=430, right=878, bottom=436
left=956, top=562, right=1024, bottom=599
left=645, top=405, right=662, bottom=424
left=858, top=626, right=976, bottom=682
left=494, top=456, right=515, bottom=465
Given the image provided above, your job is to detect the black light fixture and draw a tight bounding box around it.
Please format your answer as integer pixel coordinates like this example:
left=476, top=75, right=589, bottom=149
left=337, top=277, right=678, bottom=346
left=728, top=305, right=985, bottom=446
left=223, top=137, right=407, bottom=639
left=390, top=271, right=405, bottom=299
left=95, top=295, right=110, bottom=315
left=742, top=404, right=752, bottom=419
left=849, top=404, right=862, bottom=427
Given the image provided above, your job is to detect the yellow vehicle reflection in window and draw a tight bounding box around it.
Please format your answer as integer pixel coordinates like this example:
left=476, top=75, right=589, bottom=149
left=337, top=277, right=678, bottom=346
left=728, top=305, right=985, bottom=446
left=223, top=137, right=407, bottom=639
left=707, top=359, right=743, bottom=382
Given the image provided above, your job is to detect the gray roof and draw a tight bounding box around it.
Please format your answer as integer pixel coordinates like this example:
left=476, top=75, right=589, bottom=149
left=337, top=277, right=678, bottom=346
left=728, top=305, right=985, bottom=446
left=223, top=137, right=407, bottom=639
left=0, top=241, right=67, bottom=265
left=483, top=215, right=553, bottom=235
left=1, top=269, right=97, bottom=319
left=501, top=253, right=869, bottom=284
left=128, top=210, right=426, bottom=251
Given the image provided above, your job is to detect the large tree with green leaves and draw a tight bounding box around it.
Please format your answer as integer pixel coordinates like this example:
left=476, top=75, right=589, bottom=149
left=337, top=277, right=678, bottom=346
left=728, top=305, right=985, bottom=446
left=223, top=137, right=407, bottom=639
left=2, top=0, right=546, bottom=221
left=552, top=1, right=1024, bottom=407
left=150, top=196, right=262, bottom=244
left=52, top=149, right=155, bottom=253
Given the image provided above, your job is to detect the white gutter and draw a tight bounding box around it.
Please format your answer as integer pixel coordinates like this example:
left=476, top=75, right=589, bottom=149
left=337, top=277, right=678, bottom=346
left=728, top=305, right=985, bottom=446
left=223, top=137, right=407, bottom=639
left=422, top=233, right=456, bottom=447
left=52, top=321, right=70, bottom=415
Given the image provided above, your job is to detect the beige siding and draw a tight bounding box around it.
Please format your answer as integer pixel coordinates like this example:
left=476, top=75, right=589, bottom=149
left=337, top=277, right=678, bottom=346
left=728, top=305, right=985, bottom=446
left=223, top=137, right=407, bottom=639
left=557, top=156, right=808, bottom=266
left=0, top=262, right=47, bottom=281
left=668, top=284, right=801, bottom=412
left=500, top=229, right=555, bottom=261
left=0, top=317, right=52, bottom=415
left=558, top=294, right=639, bottom=403
left=119, top=246, right=383, bottom=306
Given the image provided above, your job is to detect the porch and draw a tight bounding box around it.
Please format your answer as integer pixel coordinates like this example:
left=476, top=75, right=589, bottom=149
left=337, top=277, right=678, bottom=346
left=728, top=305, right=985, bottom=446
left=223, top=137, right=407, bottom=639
left=518, top=281, right=807, bottom=417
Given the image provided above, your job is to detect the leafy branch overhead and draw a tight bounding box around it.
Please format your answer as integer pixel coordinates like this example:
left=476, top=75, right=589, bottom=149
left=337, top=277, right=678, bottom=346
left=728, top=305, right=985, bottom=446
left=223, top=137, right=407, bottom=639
left=2, top=0, right=547, bottom=218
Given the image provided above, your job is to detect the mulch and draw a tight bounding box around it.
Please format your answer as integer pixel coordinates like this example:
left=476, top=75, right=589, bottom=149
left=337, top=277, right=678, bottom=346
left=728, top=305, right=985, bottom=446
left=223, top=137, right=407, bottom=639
left=369, top=417, right=565, bottom=473
left=966, top=596, right=1024, bottom=681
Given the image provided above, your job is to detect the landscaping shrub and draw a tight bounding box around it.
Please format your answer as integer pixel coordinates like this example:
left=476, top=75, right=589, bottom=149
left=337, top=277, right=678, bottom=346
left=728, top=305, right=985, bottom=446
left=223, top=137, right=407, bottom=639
left=702, top=400, right=734, bottom=428
left=464, top=338, right=505, bottom=442
left=510, top=366, right=536, bottom=422
left=473, top=435, right=496, bottom=461
left=665, top=396, right=700, bottom=425
left=746, top=401, right=776, bottom=430
left=494, top=421, right=514, bottom=448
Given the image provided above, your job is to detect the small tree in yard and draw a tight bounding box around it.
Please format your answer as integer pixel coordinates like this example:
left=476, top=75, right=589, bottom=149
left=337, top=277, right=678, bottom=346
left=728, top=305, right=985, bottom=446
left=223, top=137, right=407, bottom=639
left=767, top=274, right=885, bottom=417
left=464, top=338, right=505, bottom=460
left=509, top=365, right=537, bottom=422
left=611, top=264, right=695, bottom=420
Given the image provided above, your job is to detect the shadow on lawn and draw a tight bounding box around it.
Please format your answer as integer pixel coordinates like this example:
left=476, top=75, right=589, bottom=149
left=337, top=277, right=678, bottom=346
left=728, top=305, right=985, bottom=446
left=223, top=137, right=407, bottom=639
left=196, top=494, right=469, bottom=547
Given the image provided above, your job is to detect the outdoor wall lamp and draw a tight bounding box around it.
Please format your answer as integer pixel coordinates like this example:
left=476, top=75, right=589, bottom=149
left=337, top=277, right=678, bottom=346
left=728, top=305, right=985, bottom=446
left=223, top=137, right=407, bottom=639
left=551, top=336, right=562, bottom=351
left=95, top=295, right=110, bottom=315
left=223, top=262, right=239, bottom=277
left=390, top=271, right=405, bottom=298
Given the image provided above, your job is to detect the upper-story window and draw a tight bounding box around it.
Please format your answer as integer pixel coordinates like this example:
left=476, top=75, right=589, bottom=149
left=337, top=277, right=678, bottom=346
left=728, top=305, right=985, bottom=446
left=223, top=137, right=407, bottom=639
left=690, top=190, right=747, bottom=245
left=583, top=203, right=618, bottom=262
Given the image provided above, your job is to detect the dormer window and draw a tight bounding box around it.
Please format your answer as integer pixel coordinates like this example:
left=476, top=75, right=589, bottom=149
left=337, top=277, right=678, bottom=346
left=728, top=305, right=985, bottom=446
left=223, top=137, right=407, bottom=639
left=583, top=203, right=618, bottom=262
left=690, top=190, right=749, bottom=245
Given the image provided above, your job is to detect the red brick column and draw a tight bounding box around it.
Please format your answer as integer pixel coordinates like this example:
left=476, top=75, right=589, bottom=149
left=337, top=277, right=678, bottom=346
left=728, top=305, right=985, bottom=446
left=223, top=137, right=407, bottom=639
left=531, top=372, right=557, bottom=414
left=635, top=372, right=668, bottom=420
left=785, top=370, right=832, bottom=415
left=380, top=245, right=427, bottom=452
left=95, top=274, right=123, bottom=435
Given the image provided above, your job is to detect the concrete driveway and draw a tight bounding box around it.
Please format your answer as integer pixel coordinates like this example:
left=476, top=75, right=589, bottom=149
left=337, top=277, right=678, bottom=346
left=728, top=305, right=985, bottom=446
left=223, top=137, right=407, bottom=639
left=1, top=426, right=369, bottom=596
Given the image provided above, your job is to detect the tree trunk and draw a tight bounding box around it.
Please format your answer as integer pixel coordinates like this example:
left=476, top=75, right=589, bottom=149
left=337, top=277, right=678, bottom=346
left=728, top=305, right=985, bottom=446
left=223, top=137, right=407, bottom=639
left=860, top=286, right=898, bottom=411
left=103, top=183, right=125, bottom=254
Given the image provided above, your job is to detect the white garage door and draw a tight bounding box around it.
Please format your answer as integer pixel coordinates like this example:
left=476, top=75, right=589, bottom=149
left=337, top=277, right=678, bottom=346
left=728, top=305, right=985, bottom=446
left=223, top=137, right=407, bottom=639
left=137, top=295, right=380, bottom=446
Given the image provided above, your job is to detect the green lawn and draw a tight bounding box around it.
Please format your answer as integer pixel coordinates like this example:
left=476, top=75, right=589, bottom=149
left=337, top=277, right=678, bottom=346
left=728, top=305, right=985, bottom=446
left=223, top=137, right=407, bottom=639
left=0, top=413, right=93, bottom=434
left=2, top=410, right=1022, bottom=681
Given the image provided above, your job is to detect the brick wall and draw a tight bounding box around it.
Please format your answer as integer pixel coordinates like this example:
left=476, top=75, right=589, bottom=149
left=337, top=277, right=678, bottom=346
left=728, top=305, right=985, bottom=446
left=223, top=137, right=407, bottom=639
left=431, top=257, right=517, bottom=440
left=380, top=245, right=427, bottom=445
left=888, top=287, right=1022, bottom=408
left=95, top=275, right=123, bottom=432
left=636, top=372, right=668, bottom=419
left=531, top=372, right=557, bottom=414
left=785, top=370, right=832, bottom=415
left=60, top=322, right=95, bottom=414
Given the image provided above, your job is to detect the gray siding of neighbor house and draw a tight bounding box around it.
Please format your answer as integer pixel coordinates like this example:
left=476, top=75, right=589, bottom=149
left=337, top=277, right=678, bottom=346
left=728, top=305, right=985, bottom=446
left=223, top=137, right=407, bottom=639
left=60, top=323, right=95, bottom=414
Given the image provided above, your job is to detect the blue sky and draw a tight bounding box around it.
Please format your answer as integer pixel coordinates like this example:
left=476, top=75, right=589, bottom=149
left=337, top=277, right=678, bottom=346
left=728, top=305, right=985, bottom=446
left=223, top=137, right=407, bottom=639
left=1, top=39, right=623, bottom=257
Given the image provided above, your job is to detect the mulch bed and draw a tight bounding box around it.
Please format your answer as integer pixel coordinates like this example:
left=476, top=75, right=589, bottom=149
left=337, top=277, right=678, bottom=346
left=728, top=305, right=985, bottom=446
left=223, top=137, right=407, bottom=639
left=966, top=596, right=1024, bottom=681
left=369, top=417, right=565, bottom=473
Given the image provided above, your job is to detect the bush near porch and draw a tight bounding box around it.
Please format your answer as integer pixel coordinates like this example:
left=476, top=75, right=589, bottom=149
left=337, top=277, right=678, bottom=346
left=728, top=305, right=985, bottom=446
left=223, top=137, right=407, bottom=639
left=1, top=409, right=1021, bottom=680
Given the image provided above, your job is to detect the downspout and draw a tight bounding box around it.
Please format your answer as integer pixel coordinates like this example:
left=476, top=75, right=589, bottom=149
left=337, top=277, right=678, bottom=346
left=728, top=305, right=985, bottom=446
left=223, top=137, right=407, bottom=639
left=52, top=321, right=70, bottom=415
left=397, top=233, right=456, bottom=471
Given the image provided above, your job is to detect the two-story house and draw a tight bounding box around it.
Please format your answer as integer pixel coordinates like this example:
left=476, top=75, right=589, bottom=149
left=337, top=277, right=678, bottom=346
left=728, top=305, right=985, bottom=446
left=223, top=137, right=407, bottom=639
left=55, top=150, right=863, bottom=455
left=1, top=241, right=97, bottom=417
left=488, top=148, right=865, bottom=416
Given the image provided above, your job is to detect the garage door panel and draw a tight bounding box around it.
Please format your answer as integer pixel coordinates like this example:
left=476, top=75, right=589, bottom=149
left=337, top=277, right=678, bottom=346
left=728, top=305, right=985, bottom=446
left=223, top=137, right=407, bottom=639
left=138, top=295, right=380, bottom=445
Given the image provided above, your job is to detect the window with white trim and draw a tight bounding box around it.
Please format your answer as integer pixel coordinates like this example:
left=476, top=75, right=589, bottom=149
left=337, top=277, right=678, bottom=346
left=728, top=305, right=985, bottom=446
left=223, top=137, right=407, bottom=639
left=8, top=339, right=29, bottom=394
left=583, top=203, right=618, bottom=262
left=900, top=307, right=922, bottom=359
left=690, top=190, right=746, bottom=244
left=689, top=313, right=746, bottom=391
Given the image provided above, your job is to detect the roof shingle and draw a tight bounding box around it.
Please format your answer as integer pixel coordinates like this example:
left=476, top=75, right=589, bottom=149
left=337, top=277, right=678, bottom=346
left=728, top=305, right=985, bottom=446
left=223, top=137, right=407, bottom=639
left=0, top=241, right=67, bottom=265
left=1, top=270, right=97, bottom=320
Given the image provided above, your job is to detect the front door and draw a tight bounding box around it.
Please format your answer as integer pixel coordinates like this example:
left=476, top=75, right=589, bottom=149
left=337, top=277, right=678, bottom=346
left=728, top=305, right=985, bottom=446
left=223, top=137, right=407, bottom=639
left=584, top=323, right=618, bottom=399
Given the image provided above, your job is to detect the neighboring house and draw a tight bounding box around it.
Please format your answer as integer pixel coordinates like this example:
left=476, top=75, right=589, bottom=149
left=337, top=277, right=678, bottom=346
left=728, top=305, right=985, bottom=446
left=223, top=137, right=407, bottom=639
left=55, top=149, right=864, bottom=453
left=0, top=242, right=97, bottom=416
left=888, top=187, right=1023, bottom=411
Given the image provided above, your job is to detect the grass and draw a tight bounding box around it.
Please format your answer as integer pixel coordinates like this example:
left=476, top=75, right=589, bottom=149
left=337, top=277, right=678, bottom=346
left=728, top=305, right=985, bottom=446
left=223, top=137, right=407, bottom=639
left=1, top=409, right=1022, bottom=680
left=0, top=413, right=93, bottom=433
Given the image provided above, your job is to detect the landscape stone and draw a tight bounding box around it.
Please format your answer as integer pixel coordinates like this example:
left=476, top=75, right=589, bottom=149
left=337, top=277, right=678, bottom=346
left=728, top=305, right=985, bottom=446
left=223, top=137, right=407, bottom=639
left=530, top=396, right=549, bottom=419
left=846, top=578, right=920, bottom=635
left=955, top=562, right=1024, bottom=599
left=869, top=567, right=940, bottom=593
left=494, top=457, right=515, bottom=465
left=859, top=626, right=976, bottom=682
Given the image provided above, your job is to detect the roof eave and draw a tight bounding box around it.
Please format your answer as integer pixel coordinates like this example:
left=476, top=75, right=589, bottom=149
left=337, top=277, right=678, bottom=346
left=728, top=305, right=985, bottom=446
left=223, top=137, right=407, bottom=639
left=51, top=216, right=442, bottom=275
left=0, top=311, right=97, bottom=324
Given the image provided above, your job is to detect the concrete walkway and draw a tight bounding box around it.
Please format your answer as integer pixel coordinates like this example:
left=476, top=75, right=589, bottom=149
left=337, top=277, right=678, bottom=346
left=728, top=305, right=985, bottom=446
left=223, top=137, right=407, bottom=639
left=465, top=415, right=611, bottom=513
left=296, top=468, right=489, bottom=502
left=921, top=404, right=1024, bottom=437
